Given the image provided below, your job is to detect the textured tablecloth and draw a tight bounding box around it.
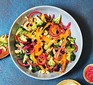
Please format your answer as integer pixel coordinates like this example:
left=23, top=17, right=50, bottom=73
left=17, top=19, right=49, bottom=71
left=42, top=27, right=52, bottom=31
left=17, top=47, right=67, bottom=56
left=0, top=0, right=93, bottom=85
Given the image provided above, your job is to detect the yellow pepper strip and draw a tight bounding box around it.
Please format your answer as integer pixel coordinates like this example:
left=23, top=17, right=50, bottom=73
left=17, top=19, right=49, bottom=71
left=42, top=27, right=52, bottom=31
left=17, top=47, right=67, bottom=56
left=61, top=53, right=67, bottom=72
left=30, top=52, right=37, bottom=64
left=30, top=50, right=44, bottom=70
left=35, top=49, right=43, bottom=56
left=41, top=36, right=51, bottom=43
left=35, top=27, right=43, bottom=43
left=47, top=56, right=50, bottom=60
left=43, top=22, right=51, bottom=31
left=39, top=65, right=44, bottom=70
left=47, top=47, right=53, bottom=55
left=44, top=40, right=56, bottom=49
left=27, top=33, right=32, bottom=38
left=44, top=68, right=48, bottom=74
left=59, top=29, right=71, bottom=39
left=36, top=27, right=43, bottom=36
left=5, top=36, right=8, bottom=43
left=27, top=32, right=35, bottom=40
left=41, top=14, right=46, bottom=22
left=36, top=28, right=40, bottom=40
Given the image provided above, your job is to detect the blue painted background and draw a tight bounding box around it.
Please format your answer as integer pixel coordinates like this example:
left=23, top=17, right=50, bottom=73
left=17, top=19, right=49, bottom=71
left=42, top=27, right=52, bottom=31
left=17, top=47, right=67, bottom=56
left=0, top=0, right=93, bottom=85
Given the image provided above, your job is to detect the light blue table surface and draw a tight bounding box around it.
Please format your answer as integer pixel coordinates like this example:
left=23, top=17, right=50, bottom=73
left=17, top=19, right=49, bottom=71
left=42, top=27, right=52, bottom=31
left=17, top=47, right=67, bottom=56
left=0, top=0, right=93, bottom=85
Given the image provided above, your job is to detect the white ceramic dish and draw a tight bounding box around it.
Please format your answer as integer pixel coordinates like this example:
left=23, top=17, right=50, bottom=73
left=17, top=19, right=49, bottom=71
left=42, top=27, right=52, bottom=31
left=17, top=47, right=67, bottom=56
left=9, top=5, right=83, bottom=80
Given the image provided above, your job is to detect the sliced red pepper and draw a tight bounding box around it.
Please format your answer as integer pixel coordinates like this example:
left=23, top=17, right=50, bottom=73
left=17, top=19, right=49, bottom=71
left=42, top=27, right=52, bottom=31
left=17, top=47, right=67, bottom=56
left=24, top=44, right=31, bottom=50
left=47, top=65, right=53, bottom=72
left=49, top=24, right=61, bottom=37
left=15, top=35, right=27, bottom=44
left=0, top=49, right=2, bottom=54
left=37, top=53, right=47, bottom=65
left=65, top=22, right=71, bottom=29
left=60, top=21, right=65, bottom=28
left=24, top=42, right=35, bottom=54
left=24, top=42, right=35, bottom=50
left=25, top=49, right=34, bottom=55
left=28, top=11, right=42, bottom=22
left=52, top=14, right=55, bottom=19
left=73, top=44, right=78, bottom=52
left=44, top=14, right=49, bottom=19
left=17, top=59, right=38, bottom=67
left=17, top=59, right=30, bottom=67
left=60, top=21, right=71, bottom=29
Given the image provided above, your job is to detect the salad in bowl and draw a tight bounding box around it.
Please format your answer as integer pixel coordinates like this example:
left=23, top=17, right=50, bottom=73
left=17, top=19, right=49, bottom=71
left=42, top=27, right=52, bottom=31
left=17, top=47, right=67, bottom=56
left=9, top=6, right=83, bottom=80
left=14, top=11, right=78, bottom=74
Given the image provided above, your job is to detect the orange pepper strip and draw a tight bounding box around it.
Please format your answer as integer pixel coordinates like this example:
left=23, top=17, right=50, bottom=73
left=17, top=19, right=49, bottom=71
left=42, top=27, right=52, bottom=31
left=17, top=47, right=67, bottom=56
left=47, top=47, right=53, bottom=55
left=34, top=42, right=43, bottom=56
left=33, top=33, right=42, bottom=58
left=54, top=59, right=59, bottom=64
left=61, top=53, right=67, bottom=72
left=54, top=40, right=67, bottom=60
left=35, top=49, right=43, bottom=56
left=59, top=29, right=71, bottom=39
left=41, top=36, right=51, bottom=43
left=54, top=48, right=61, bottom=59
left=35, top=27, right=43, bottom=43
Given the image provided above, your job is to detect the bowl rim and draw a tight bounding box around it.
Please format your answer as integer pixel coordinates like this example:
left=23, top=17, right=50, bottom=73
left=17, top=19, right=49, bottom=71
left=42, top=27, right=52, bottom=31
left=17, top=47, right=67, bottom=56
left=9, top=5, right=83, bottom=80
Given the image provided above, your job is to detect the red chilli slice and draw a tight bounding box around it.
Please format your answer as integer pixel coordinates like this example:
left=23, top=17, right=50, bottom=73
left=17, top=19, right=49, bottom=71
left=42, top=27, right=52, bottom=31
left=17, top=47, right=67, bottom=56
left=17, top=59, right=30, bottom=67
left=73, top=44, right=78, bottom=52
left=37, top=53, right=47, bottom=65
left=28, top=11, right=42, bottom=22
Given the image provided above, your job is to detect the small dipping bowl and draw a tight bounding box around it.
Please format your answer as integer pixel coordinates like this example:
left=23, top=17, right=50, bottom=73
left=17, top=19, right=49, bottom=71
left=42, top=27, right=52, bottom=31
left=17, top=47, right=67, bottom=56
left=83, top=64, right=93, bottom=84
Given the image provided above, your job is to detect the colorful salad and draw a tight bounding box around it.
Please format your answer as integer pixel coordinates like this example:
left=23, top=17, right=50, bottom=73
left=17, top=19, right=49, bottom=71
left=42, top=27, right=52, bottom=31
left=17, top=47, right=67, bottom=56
left=0, top=35, right=9, bottom=59
left=15, top=11, right=78, bottom=74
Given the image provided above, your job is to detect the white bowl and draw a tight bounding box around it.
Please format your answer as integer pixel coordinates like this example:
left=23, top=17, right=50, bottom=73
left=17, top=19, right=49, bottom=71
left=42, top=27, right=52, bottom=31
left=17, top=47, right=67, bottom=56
left=9, top=5, right=83, bottom=80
